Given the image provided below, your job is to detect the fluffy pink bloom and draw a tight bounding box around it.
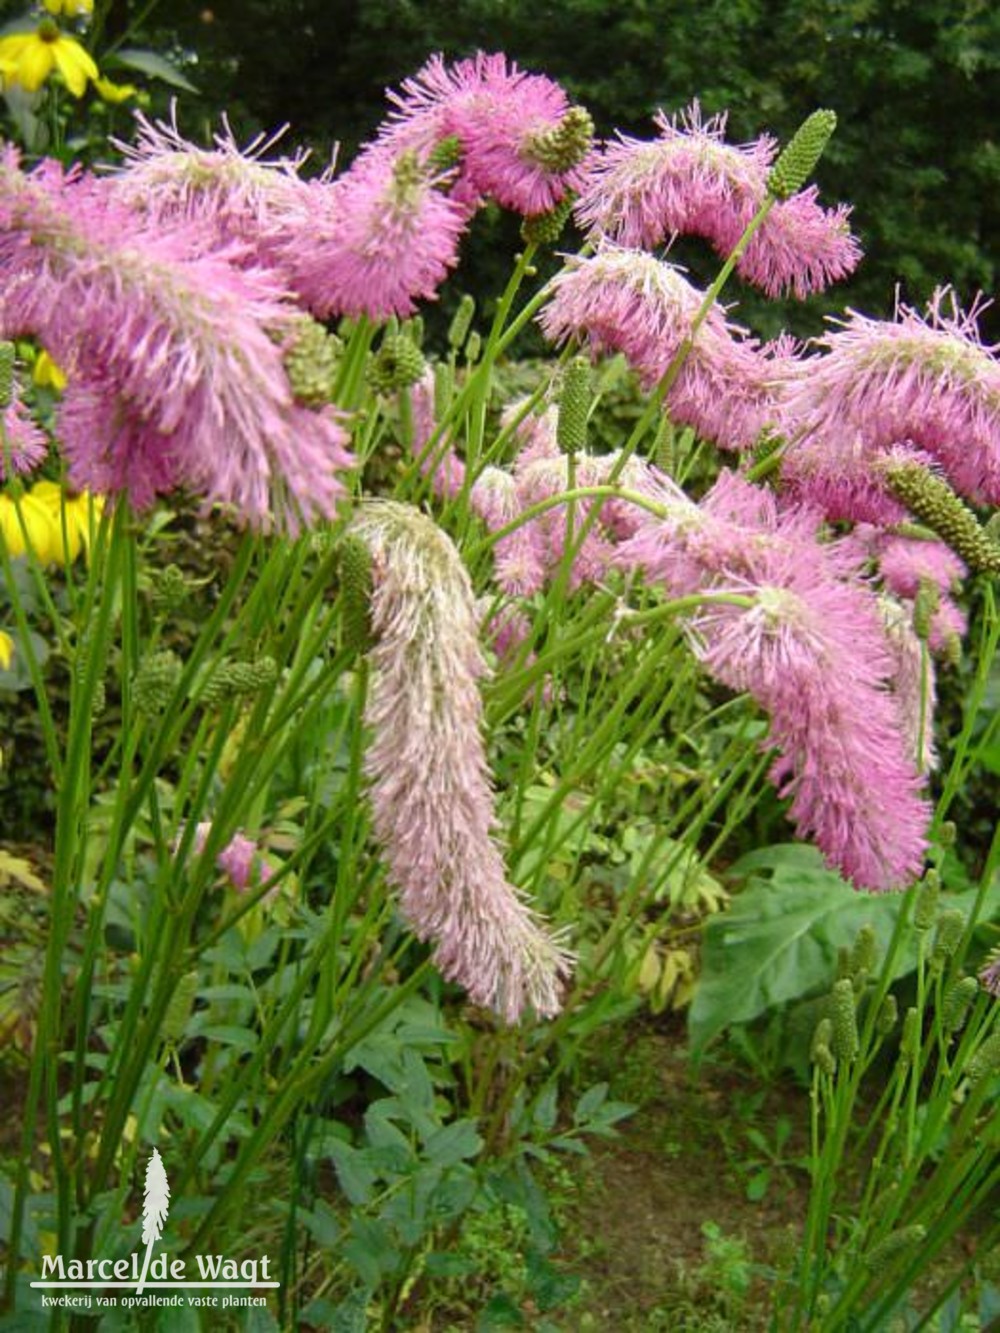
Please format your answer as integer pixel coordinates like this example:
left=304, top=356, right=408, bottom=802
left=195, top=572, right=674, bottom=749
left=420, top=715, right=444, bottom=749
left=539, top=246, right=789, bottom=450
left=352, top=500, right=572, bottom=1023
left=575, top=104, right=860, bottom=298
left=781, top=290, right=1000, bottom=508
left=876, top=535, right=966, bottom=599
left=377, top=52, right=592, bottom=216
left=0, top=149, right=352, bottom=528
left=270, top=149, right=466, bottom=320
left=618, top=472, right=930, bottom=889
left=183, top=823, right=262, bottom=891
left=0, top=379, right=47, bottom=479
left=111, top=109, right=319, bottom=258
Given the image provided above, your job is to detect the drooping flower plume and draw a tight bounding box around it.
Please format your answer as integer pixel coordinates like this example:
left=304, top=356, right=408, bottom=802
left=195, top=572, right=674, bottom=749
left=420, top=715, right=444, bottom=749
left=0, top=149, right=353, bottom=528
left=351, top=500, right=572, bottom=1022
left=539, top=246, right=791, bottom=450
left=781, top=290, right=1000, bottom=513
left=375, top=52, right=594, bottom=217
left=575, top=104, right=860, bottom=298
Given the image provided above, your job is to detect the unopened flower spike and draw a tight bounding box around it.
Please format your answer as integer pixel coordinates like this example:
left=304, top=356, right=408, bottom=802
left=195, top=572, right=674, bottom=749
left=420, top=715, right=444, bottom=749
left=942, top=975, right=978, bottom=1033
left=886, top=462, right=1000, bottom=574
left=557, top=356, right=592, bottom=454
left=448, top=294, right=476, bottom=351
left=427, top=135, right=463, bottom=176
left=368, top=332, right=426, bottom=394
left=132, top=650, right=183, bottom=716
left=282, top=316, right=341, bottom=409
left=521, top=194, right=575, bottom=246
left=768, top=110, right=838, bottom=200
left=0, top=343, right=14, bottom=410
left=523, top=105, right=595, bottom=173
left=337, top=534, right=374, bottom=656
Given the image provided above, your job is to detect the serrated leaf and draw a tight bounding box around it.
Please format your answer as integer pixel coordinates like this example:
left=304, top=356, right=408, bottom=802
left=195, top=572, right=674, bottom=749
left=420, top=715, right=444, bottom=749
left=110, top=49, right=199, bottom=92
left=424, top=1119, right=482, bottom=1168
left=326, top=1141, right=375, bottom=1206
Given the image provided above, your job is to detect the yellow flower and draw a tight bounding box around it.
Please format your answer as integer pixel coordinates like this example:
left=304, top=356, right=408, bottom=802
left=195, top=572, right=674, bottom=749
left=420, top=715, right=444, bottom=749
left=33, top=350, right=67, bottom=393
left=29, top=480, right=104, bottom=563
left=43, top=0, right=95, bottom=16
left=94, top=76, right=137, bottom=104
left=0, top=630, right=14, bottom=672
left=0, top=21, right=98, bottom=97
left=0, top=491, right=59, bottom=563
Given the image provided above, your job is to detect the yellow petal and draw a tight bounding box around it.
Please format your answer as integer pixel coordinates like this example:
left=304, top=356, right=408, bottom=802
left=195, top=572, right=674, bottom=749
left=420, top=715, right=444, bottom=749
left=0, top=630, right=13, bottom=672
left=51, top=36, right=97, bottom=97
left=0, top=493, right=58, bottom=563
left=94, top=76, right=136, bottom=104
left=14, top=39, right=55, bottom=94
left=33, top=350, right=67, bottom=391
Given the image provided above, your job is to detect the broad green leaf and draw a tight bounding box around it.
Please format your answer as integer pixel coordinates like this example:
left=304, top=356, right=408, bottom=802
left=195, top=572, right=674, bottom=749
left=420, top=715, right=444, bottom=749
left=110, top=49, right=199, bottom=92
left=424, top=1119, right=482, bottom=1168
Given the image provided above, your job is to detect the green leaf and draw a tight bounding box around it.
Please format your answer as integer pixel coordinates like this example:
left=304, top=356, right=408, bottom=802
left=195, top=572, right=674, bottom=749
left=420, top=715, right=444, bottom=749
left=746, top=1171, right=770, bottom=1202
left=573, top=1082, right=608, bottom=1124
left=424, top=1119, right=482, bottom=1168
left=110, top=49, right=199, bottom=93
left=326, top=1141, right=375, bottom=1206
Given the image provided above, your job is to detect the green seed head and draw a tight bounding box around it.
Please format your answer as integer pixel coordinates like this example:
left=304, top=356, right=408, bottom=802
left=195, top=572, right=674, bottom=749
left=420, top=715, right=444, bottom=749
left=557, top=356, right=592, bottom=455
left=767, top=109, right=838, bottom=200
left=849, top=923, right=878, bottom=986
left=942, top=975, right=978, bottom=1034
left=521, top=194, right=575, bottom=246
left=0, top=342, right=15, bottom=410
left=885, top=462, right=1000, bottom=574
left=368, top=333, right=426, bottom=395
left=876, top=992, right=898, bottom=1036
left=149, top=564, right=190, bottom=617
left=283, top=315, right=341, bottom=408
left=930, top=908, right=965, bottom=973
left=865, top=1224, right=927, bottom=1268
left=523, top=105, right=594, bottom=173
left=831, top=978, right=860, bottom=1063
left=447, top=294, right=476, bottom=351
left=465, top=331, right=482, bottom=364
left=810, top=1016, right=834, bottom=1067
left=899, top=1006, right=921, bottom=1065
left=967, top=1031, right=1000, bottom=1084
left=339, top=534, right=373, bottom=655
left=912, top=577, right=939, bottom=642
left=913, top=869, right=940, bottom=932
left=132, top=650, right=182, bottom=716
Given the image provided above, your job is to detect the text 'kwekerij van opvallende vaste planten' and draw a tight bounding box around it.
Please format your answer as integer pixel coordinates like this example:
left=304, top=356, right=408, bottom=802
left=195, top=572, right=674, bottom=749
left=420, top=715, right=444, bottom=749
left=0, top=3, right=998, bottom=1328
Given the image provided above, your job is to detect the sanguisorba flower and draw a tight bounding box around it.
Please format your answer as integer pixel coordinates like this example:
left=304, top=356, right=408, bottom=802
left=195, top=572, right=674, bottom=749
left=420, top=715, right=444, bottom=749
left=0, top=381, right=48, bottom=480
left=375, top=52, right=593, bottom=218
left=575, top=103, right=860, bottom=299
left=0, top=21, right=97, bottom=97
left=781, top=289, right=1000, bottom=510
left=352, top=500, right=573, bottom=1023
left=539, top=245, right=790, bottom=450
left=0, top=150, right=353, bottom=529
left=271, top=149, right=467, bottom=321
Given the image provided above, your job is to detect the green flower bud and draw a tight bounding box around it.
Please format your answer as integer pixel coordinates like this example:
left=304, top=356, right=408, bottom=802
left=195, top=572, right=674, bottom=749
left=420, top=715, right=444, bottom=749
left=942, top=975, right=978, bottom=1034
left=523, top=105, right=594, bottom=173
left=339, top=535, right=373, bottom=655
left=132, top=650, right=182, bottom=716
left=937, top=821, right=957, bottom=849
left=406, top=316, right=425, bottom=349
left=521, top=194, right=575, bottom=246
left=930, top=908, right=965, bottom=973
left=149, top=564, right=190, bottom=617
left=885, top=462, right=1000, bottom=574
left=913, top=869, right=940, bottom=932
left=831, top=978, right=860, bottom=1063
left=90, top=678, right=107, bottom=722
left=283, top=316, right=341, bottom=408
left=557, top=356, right=592, bottom=455
left=912, top=577, right=939, bottom=642
left=813, top=1043, right=836, bottom=1077
left=849, top=923, right=878, bottom=986
left=865, top=1224, right=927, bottom=1268
left=0, top=342, right=15, bottom=410
left=447, top=295, right=476, bottom=352
left=767, top=109, right=838, bottom=200
left=967, top=1032, right=1000, bottom=1084
left=899, top=1006, right=921, bottom=1065
left=810, top=1016, right=834, bottom=1067
left=876, top=992, right=898, bottom=1036
left=226, top=658, right=278, bottom=695
left=163, top=970, right=199, bottom=1042
left=434, top=361, right=454, bottom=419
left=368, top=333, right=426, bottom=395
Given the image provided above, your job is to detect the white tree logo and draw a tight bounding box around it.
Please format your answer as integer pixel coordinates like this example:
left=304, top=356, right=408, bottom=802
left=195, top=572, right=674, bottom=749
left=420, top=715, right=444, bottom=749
left=136, top=1149, right=170, bottom=1295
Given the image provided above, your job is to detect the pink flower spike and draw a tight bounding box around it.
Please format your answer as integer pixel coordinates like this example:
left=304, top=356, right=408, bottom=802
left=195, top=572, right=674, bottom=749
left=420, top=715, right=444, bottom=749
left=0, top=378, right=47, bottom=479
left=216, top=832, right=262, bottom=892
left=575, top=103, right=860, bottom=298
left=352, top=500, right=573, bottom=1023
left=274, top=150, right=467, bottom=321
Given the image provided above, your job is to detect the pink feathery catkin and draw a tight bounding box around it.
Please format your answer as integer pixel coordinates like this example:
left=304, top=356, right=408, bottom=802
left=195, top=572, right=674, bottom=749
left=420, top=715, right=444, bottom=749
left=0, top=148, right=352, bottom=529
left=575, top=103, right=860, bottom=298
left=374, top=52, right=593, bottom=217
left=539, top=246, right=788, bottom=451
left=352, top=500, right=573, bottom=1023
left=618, top=472, right=930, bottom=891
left=0, top=377, right=48, bottom=479
left=781, top=289, right=1000, bottom=510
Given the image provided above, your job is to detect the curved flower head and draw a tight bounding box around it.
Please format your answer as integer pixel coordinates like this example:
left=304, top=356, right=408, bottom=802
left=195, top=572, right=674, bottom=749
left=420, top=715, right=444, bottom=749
left=352, top=500, right=573, bottom=1022
left=0, top=22, right=97, bottom=97
left=575, top=103, right=860, bottom=298
left=0, top=153, right=353, bottom=529
left=0, top=382, right=47, bottom=480
left=781, top=290, right=1000, bottom=510
left=273, top=150, right=467, bottom=320
left=376, top=52, right=593, bottom=216
left=539, top=246, right=786, bottom=450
